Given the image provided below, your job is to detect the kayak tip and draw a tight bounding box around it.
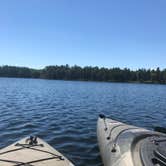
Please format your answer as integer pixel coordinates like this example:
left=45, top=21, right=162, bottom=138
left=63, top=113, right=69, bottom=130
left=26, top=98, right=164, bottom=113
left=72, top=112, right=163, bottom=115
left=99, top=114, right=106, bottom=119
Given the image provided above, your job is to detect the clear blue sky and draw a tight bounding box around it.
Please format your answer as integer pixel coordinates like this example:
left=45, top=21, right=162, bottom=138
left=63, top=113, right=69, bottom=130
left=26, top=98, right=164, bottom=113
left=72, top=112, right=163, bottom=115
left=0, top=0, right=166, bottom=69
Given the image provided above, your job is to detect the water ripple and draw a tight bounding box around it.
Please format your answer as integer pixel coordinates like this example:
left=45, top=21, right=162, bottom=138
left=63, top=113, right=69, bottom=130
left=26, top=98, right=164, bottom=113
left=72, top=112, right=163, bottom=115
left=0, top=78, right=166, bottom=165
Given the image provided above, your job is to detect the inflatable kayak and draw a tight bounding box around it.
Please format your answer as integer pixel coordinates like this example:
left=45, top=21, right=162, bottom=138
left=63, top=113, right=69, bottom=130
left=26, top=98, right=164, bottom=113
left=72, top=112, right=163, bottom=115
left=0, top=136, right=74, bottom=166
left=97, top=114, right=166, bottom=166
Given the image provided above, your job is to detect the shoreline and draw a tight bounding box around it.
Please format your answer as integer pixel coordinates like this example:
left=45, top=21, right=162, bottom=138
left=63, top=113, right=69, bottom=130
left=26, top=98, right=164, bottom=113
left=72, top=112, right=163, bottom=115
left=0, top=76, right=165, bottom=85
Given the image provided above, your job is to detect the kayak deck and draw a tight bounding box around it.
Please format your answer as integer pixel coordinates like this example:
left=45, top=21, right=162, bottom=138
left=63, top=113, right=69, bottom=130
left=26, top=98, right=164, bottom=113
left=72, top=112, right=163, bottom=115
left=97, top=114, right=166, bottom=166
left=0, top=136, right=74, bottom=166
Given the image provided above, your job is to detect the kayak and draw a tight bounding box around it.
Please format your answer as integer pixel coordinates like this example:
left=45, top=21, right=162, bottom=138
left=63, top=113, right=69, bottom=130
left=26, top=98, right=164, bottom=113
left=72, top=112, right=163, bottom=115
left=97, top=114, right=166, bottom=166
left=0, top=136, right=74, bottom=166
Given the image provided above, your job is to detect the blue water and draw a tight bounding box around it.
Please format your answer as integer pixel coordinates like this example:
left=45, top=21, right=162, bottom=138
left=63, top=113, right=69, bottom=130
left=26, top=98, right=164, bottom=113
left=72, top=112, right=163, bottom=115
left=0, top=78, right=166, bottom=166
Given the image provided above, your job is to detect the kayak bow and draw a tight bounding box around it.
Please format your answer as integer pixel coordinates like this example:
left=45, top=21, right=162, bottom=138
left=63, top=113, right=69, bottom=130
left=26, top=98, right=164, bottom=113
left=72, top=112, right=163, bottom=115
left=97, top=114, right=166, bottom=166
left=0, top=136, right=74, bottom=166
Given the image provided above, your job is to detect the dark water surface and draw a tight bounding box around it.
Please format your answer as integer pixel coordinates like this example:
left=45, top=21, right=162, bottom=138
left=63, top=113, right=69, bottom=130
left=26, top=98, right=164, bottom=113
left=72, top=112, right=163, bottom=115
left=0, top=78, right=166, bottom=166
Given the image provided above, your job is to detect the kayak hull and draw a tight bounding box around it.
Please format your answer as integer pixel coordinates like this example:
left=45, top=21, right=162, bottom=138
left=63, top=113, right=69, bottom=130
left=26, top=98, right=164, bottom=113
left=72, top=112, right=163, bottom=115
left=0, top=136, right=74, bottom=166
left=97, top=115, right=166, bottom=166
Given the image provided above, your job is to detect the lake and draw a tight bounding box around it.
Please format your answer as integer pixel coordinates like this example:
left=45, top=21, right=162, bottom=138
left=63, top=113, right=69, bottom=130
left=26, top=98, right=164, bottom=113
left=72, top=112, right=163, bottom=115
left=0, top=78, right=166, bottom=166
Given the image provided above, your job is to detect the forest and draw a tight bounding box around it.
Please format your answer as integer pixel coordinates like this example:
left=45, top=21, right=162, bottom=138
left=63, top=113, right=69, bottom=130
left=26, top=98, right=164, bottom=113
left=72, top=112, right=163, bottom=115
left=0, top=65, right=166, bottom=84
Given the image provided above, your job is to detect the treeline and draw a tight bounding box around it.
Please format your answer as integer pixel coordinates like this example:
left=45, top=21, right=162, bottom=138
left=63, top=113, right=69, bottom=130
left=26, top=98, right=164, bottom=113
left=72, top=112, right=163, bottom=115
left=0, top=65, right=166, bottom=84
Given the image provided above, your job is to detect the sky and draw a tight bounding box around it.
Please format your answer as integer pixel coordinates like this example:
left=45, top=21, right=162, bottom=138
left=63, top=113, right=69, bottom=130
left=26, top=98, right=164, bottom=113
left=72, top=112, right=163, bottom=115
left=0, top=0, right=166, bottom=69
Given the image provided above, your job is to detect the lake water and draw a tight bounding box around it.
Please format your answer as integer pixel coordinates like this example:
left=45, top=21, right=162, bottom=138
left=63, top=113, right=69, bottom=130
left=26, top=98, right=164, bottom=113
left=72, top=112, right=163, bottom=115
left=0, top=78, right=166, bottom=166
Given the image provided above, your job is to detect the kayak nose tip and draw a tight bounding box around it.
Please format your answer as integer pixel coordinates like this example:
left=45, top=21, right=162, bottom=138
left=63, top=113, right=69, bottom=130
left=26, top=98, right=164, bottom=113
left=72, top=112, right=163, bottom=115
left=107, top=136, right=110, bottom=140
left=99, top=114, right=106, bottom=119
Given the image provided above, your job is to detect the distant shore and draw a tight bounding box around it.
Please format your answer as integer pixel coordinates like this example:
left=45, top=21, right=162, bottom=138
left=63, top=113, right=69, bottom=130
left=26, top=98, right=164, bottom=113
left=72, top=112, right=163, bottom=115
left=0, top=65, right=166, bottom=84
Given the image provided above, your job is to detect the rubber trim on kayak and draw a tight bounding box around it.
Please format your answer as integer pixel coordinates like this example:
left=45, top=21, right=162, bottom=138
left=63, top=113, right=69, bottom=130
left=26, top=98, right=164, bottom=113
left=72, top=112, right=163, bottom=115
left=107, top=124, right=124, bottom=140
